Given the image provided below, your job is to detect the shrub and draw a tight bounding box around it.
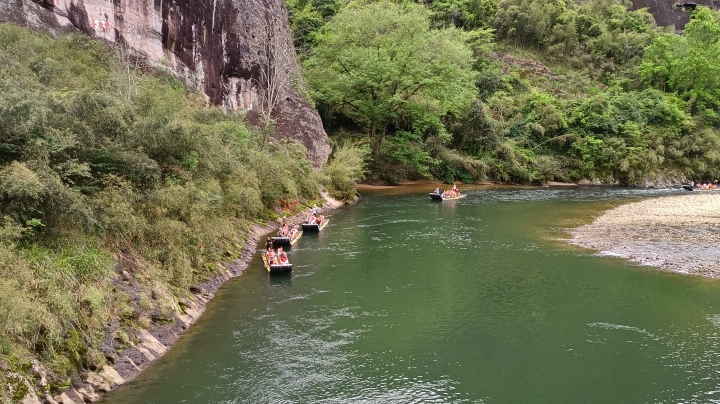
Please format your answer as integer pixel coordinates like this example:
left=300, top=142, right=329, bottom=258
left=322, top=144, right=368, bottom=200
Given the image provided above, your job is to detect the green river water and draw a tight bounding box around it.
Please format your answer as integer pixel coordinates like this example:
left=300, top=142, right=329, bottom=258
left=102, top=186, right=720, bottom=404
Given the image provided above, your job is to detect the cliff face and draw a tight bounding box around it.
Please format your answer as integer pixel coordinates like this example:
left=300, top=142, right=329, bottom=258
left=629, top=0, right=719, bottom=30
left=0, top=0, right=331, bottom=166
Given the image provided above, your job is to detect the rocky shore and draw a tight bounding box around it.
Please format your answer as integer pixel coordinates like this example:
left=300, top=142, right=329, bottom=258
left=569, top=192, right=720, bottom=278
left=24, top=194, right=346, bottom=404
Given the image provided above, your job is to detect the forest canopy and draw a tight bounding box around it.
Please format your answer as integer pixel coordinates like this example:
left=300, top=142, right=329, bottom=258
left=289, top=0, right=720, bottom=184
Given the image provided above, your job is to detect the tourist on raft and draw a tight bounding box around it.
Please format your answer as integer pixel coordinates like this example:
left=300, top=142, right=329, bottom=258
left=288, top=225, right=299, bottom=239
left=441, top=187, right=460, bottom=198
left=266, top=247, right=278, bottom=265
left=279, top=222, right=289, bottom=237
left=277, top=247, right=289, bottom=264
left=695, top=181, right=718, bottom=189
left=315, top=214, right=325, bottom=225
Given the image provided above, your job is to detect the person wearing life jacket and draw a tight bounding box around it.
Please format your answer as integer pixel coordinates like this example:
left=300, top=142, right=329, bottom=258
left=278, top=250, right=288, bottom=264
left=276, top=246, right=287, bottom=264
left=266, top=247, right=277, bottom=265
left=316, top=214, right=324, bottom=225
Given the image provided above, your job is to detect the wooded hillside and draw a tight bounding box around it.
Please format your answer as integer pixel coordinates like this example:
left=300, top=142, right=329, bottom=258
left=0, top=24, right=332, bottom=399
left=289, top=0, right=720, bottom=185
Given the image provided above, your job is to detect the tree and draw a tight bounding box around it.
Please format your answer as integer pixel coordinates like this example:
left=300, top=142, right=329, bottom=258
left=303, top=1, right=477, bottom=157
left=257, top=15, right=295, bottom=140
left=639, top=7, right=720, bottom=115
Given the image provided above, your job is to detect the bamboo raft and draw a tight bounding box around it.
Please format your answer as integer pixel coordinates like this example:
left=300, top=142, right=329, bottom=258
left=271, top=230, right=303, bottom=247
left=429, top=192, right=467, bottom=201
left=683, top=185, right=720, bottom=192
left=262, top=253, right=292, bottom=274
left=301, top=219, right=329, bottom=232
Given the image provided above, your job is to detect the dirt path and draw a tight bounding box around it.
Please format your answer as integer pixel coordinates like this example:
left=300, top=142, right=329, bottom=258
left=569, top=193, right=720, bottom=278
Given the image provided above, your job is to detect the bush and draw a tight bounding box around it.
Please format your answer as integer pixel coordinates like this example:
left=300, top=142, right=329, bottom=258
left=322, top=144, right=368, bottom=200
left=0, top=23, right=325, bottom=393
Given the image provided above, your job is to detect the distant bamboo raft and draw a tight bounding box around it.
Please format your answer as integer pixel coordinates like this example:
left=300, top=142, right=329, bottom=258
left=271, top=230, right=302, bottom=246
left=429, top=192, right=467, bottom=201
left=301, top=219, right=329, bottom=232
left=683, top=185, right=720, bottom=192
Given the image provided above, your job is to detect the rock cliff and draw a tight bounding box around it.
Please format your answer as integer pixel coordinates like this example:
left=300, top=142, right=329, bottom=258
left=630, top=0, right=719, bottom=30
left=0, top=0, right=331, bottom=166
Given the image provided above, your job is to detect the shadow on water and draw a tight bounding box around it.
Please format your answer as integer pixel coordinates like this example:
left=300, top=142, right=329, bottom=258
left=268, top=273, right=292, bottom=287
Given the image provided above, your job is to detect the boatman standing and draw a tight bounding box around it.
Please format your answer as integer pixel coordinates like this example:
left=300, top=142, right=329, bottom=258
left=312, top=204, right=318, bottom=216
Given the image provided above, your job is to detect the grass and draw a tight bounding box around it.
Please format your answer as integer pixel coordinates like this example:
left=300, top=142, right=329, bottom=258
left=0, top=23, right=343, bottom=402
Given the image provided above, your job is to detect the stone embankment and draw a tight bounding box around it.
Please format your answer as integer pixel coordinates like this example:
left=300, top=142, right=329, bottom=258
left=569, top=193, right=720, bottom=277
left=19, top=193, right=346, bottom=404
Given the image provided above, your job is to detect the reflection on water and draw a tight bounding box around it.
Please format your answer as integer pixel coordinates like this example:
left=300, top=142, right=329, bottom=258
left=102, top=186, right=720, bottom=404
left=268, top=273, right=292, bottom=287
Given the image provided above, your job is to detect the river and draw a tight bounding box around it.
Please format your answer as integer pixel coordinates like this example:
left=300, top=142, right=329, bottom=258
left=102, top=186, right=720, bottom=403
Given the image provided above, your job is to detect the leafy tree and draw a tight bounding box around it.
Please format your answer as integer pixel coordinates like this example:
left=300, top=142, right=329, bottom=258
left=286, top=0, right=342, bottom=55
left=639, top=7, right=720, bottom=116
left=303, top=1, right=477, bottom=158
left=322, top=143, right=368, bottom=199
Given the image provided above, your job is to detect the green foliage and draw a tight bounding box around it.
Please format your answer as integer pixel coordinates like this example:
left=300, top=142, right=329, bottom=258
left=381, top=131, right=437, bottom=179
left=304, top=1, right=477, bottom=159
left=450, top=99, right=495, bottom=155
left=639, top=7, right=720, bottom=116
left=494, top=0, right=656, bottom=74
left=427, top=136, right=489, bottom=183
left=294, top=0, right=716, bottom=185
left=287, top=0, right=342, bottom=54
left=0, top=23, right=323, bottom=396
left=322, top=143, right=368, bottom=200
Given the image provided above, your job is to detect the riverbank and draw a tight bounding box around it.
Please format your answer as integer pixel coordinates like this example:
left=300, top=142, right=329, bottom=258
left=569, top=193, right=720, bottom=278
left=33, top=193, right=346, bottom=404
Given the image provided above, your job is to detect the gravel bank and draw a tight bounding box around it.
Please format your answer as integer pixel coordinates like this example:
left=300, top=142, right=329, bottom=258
left=569, top=193, right=720, bottom=278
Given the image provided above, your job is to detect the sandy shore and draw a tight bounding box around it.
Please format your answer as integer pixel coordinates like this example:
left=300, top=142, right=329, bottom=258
left=569, top=193, right=720, bottom=278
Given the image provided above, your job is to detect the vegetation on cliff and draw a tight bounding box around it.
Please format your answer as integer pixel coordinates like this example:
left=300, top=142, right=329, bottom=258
left=289, top=0, right=720, bottom=185
left=0, top=24, right=363, bottom=401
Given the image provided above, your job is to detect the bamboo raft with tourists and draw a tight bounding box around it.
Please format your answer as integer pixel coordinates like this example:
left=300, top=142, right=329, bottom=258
left=429, top=184, right=466, bottom=201
left=263, top=245, right=292, bottom=274
left=301, top=217, right=329, bottom=232
left=683, top=181, right=720, bottom=192
left=261, top=203, right=328, bottom=275
left=301, top=204, right=328, bottom=232
left=271, top=223, right=302, bottom=247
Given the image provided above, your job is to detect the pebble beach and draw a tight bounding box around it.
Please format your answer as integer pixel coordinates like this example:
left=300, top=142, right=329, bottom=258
left=570, top=193, right=720, bottom=278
